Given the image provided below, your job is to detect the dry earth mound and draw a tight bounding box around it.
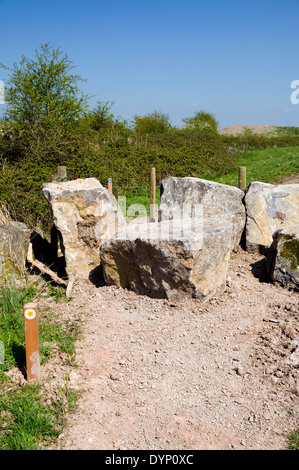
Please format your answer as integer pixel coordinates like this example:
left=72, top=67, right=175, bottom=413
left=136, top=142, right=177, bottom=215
left=218, top=125, right=278, bottom=135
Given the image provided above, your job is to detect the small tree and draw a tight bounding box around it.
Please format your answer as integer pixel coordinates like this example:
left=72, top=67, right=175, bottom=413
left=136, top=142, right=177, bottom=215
left=86, top=100, right=115, bottom=132
left=0, top=43, right=90, bottom=165
left=1, top=43, right=88, bottom=125
left=182, top=111, right=218, bottom=134
left=133, top=110, right=172, bottom=134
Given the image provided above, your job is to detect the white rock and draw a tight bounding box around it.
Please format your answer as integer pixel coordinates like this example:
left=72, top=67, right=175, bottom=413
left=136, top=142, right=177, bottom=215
left=100, top=217, right=233, bottom=302
left=245, top=181, right=299, bottom=253
left=158, top=176, right=245, bottom=250
left=43, top=178, right=126, bottom=279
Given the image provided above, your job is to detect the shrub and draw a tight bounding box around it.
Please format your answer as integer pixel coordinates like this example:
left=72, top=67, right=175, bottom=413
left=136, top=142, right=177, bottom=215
left=219, top=133, right=299, bottom=153
left=182, top=111, right=218, bottom=134
left=132, top=111, right=173, bottom=134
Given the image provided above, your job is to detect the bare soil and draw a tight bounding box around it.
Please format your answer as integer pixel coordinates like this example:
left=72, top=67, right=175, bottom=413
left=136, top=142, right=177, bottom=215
left=32, top=247, right=297, bottom=451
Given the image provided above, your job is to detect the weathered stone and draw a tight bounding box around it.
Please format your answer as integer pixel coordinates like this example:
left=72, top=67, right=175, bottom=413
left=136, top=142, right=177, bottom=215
left=0, top=222, right=30, bottom=277
left=266, top=225, right=299, bottom=287
left=158, top=177, right=245, bottom=250
left=245, top=182, right=299, bottom=253
left=43, top=178, right=126, bottom=279
left=100, top=217, right=233, bottom=302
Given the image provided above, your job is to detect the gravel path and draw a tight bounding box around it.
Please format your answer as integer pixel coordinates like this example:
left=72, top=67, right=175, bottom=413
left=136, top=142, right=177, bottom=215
left=43, top=248, right=299, bottom=451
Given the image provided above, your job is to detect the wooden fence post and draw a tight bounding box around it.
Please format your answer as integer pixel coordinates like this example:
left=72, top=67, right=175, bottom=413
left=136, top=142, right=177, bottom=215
left=108, top=178, right=113, bottom=193
left=52, top=166, right=67, bottom=182
left=24, top=302, right=40, bottom=383
left=0, top=340, right=4, bottom=365
left=238, top=166, right=246, bottom=191
left=57, top=166, right=67, bottom=181
left=150, top=167, right=156, bottom=222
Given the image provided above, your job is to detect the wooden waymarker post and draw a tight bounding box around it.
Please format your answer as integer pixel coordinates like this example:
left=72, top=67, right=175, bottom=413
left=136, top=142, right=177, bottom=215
left=108, top=178, right=113, bottom=193
left=57, top=166, right=67, bottom=181
left=51, top=166, right=67, bottom=182
left=150, top=167, right=156, bottom=222
left=238, top=166, right=246, bottom=191
left=24, top=302, right=40, bottom=383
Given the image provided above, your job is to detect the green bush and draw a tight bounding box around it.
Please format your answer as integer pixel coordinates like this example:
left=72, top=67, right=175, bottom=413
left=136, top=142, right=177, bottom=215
left=0, top=285, right=36, bottom=372
left=182, top=110, right=218, bottom=134
left=1, top=105, right=298, bottom=236
left=132, top=110, right=173, bottom=134
left=68, top=128, right=233, bottom=192
left=219, top=132, right=299, bottom=153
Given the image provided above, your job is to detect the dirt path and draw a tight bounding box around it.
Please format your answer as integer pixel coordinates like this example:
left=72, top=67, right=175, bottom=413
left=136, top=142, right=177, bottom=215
left=39, top=248, right=298, bottom=451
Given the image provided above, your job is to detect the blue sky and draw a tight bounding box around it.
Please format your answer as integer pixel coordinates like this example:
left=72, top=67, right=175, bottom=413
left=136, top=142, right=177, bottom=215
left=0, top=0, right=299, bottom=128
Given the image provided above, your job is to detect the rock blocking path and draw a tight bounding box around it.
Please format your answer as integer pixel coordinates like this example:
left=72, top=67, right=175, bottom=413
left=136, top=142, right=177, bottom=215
left=100, top=218, right=233, bottom=301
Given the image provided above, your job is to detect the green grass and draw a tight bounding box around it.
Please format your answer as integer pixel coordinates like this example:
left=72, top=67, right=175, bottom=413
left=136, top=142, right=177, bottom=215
left=202, top=145, right=299, bottom=188
left=0, top=382, right=80, bottom=450
left=286, top=429, right=299, bottom=450
left=0, top=284, right=37, bottom=373
left=0, top=385, right=62, bottom=450
left=118, top=186, right=160, bottom=217
left=121, top=146, right=299, bottom=212
left=39, top=309, right=82, bottom=363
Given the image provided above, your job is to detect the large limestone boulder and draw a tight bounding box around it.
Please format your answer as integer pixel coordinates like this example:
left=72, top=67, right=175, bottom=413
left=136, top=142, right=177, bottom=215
left=100, top=217, right=233, bottom=302
left=266, top=225, right=299, bottom=287
left=0, top=222, right=30, bottom=278
left=158, top=177, right=245, bottom=250
left=43, top=178, right=126, bottom=279
left=245, top=182, right=299, bottom=253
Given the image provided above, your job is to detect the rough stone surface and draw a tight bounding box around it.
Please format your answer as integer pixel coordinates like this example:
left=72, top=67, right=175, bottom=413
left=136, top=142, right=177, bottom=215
left=245, top=181, right=299, bottom=253
left=43, top=178, right=126, bottom=279
left=158, top=177, right=245, bottom=250
left=100, top=218, right=232, bottom=301
left=266, top=225, right=299, bottom=287
left=0, top=222, right=30, bottom=277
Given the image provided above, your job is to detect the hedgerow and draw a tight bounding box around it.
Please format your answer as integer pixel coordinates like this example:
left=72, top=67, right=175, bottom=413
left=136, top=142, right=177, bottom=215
left=0, top=120, right=298, bottom=235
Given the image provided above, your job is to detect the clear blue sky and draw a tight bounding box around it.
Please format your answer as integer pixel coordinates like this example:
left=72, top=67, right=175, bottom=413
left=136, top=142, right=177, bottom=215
left=0, top=0, right=299, bottom=128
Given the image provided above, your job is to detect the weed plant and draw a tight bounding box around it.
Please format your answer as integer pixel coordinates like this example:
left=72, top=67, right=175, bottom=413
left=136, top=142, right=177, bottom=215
left=286, top=429, right=299, bottom=450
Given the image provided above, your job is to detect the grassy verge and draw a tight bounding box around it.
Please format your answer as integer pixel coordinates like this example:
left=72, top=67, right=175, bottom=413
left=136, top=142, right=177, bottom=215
left=120, top=146, right=299, bottom=214
left=277, top=126, right=299, bottom=136
left=205, top=146, right=299, bottom=187
left=0, top=382, right=79, bottom=450
left=118, top=186, right=160, bottom=217
left=0, top=281, right=82, bottom=450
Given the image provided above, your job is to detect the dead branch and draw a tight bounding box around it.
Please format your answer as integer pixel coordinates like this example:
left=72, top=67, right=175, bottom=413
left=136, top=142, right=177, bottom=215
left=26, top=242, right=68, bottom=287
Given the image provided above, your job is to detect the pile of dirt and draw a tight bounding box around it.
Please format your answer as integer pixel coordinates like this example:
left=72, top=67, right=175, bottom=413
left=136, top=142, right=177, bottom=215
left=218, top=125, right=279, bottom=135
left=29, top=248, right=298, bottom=451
